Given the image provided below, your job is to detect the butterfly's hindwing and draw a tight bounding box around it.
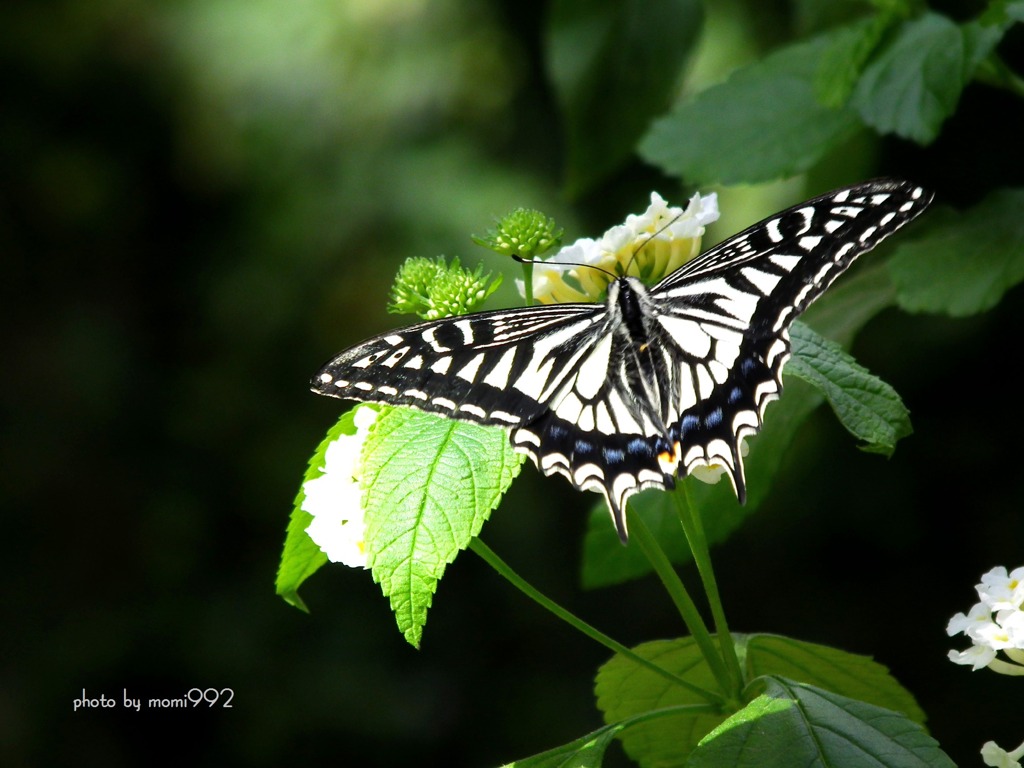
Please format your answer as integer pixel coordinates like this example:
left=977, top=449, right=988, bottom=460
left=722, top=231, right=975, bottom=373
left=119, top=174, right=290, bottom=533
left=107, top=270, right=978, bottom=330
left=312, top=179, right=933, bottom=542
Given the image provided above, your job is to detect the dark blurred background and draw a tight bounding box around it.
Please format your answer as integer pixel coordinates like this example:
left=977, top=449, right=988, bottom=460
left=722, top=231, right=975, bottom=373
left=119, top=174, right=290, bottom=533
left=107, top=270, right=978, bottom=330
left=3, top=0, right=1023, bottom=766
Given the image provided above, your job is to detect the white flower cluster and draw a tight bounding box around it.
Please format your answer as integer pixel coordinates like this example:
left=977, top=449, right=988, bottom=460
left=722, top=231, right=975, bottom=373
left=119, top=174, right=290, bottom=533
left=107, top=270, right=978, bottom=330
left=947, top=565, right=1024, bottom=673
left=518, top=191, right=720, bottom=305
left=301, top=405, right=379, bottom=569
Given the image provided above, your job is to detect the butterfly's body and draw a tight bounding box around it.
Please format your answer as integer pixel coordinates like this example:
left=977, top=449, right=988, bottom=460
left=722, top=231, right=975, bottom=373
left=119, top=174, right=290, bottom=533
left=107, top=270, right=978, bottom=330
left=313, top=180, right=932, bottom=541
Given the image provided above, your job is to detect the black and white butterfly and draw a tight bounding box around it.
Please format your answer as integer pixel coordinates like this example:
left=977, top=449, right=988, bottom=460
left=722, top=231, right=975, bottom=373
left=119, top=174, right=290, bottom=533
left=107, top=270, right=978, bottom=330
left=312, top=180, right=932, bottom=542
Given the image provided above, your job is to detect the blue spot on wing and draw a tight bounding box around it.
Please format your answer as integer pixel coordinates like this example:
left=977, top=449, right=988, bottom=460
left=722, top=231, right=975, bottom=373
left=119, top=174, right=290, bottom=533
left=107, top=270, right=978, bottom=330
left=574, top=438, right=596, bottom=458
left=626, top=437, right=653, bottom=457
left=602, top=446, right=626, bottom=465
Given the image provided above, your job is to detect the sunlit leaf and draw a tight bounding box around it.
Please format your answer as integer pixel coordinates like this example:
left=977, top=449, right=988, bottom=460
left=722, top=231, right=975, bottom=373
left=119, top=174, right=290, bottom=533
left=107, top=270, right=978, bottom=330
left=595, top=635, right=933, bottom=768
left=744, top=635, right=924, bottom=722
left=594, top=638, right=726, bottom=768
left=361, top=407, right=524, bottom=647
left=690, top=678, right=952, bottom=768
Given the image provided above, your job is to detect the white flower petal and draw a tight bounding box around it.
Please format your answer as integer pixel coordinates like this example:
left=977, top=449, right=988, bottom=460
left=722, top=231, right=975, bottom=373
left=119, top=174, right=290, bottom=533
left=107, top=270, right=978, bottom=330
left=948, top=644, right=996, bottom=670
left=300, top=405, right=378, bottom=569
left=982, top=740, right=1024, bottom=768
left=947, top=602, right=994, bottom=636
left=520, top=192, right=720, bottom=304
left=979, top=565, right=1024, bottom=610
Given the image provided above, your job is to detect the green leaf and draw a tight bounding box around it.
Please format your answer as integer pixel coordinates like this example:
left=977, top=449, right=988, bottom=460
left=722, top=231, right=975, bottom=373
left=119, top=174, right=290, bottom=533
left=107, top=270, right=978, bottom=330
left=360, top=407, right=524, bottom=647
left=889, top=188, right=1024, bottom=316
left=850, top=12, right=1005, bottom=144
left=595, top=635, right=933, bottom=768
left=276, top=411, right=359, bottom=610
left=594, top=638, right=729, bottom=768
left=1007, top=0, right=1024, bottom=22
left=639, top=29, right=862, bottom=186
left=690, top=677, right=953, bottom=768
left=786, top=321, right=911, bottom=457
left=545, top=0, right=703, bottom=197
left=815, top=13, right=902, bottom=108
left=744, top=635, right=924, bottom=722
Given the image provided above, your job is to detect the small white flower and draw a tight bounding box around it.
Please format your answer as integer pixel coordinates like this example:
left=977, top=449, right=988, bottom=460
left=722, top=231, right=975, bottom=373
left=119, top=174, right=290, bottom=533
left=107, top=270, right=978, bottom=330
left=519, top=191, right=719, bottom=305
left=521, top=237, right=604, bottom=304
left=947, top=644, right=997, bottom=670
left=979, top=566, right=1024, bottom=610
left=948, top=565, right=1024, bottom=673
left=301, top=405, right=379, bottom=569
left=947, top=601, right=994, bottom=638
left=982, top=739, right=1024, bottom=768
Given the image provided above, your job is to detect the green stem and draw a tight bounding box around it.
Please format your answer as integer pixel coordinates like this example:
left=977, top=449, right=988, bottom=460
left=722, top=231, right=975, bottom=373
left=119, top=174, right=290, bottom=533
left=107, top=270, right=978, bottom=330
left=676, top=484, right=743, bottom=692
left=469, top=537, right=725, bottom=706
left=628, top=510, right=735, bottom=699
left=521, top=261, right=535, bottom=306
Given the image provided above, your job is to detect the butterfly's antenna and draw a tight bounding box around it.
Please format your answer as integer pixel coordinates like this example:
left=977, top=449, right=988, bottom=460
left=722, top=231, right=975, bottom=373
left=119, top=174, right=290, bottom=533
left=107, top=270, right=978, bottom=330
left=511, top=253, right=618, bottom=282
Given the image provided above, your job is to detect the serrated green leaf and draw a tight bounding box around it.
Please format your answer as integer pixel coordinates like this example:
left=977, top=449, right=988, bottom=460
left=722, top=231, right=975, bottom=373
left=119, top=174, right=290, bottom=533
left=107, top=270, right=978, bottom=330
left=744, top=635, right=925, bottom=722
left=360, top=407, right=524, bottom=647
left=276, top=411, right=361, bottom=610
left=596, top=635, right=933, bottom=768
left=786, top=321, right=911, bottom=457
left=639, top=29, right=862, bottom=186
left=815, top=13, right=901, bottom=108
left=545, top=0, right=703, bottom=197
left=889, top=188, right=1024, bottom=316
left=594, top=638, right=728, bottom=768
left=690, top=678, right=953, bottom=768
left=850, top=12, right=1005, bottom=144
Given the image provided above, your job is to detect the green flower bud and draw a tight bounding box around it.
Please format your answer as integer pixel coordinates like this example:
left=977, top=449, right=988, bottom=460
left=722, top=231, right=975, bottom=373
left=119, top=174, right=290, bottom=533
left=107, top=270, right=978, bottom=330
left=388, top=256, right=501, bottom=320
left=472, top=208, right=563, bottom=261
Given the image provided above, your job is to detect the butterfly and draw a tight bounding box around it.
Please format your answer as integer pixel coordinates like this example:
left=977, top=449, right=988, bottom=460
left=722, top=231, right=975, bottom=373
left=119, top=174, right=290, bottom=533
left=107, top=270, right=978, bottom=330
left=311, top=180, right=932, bottom=542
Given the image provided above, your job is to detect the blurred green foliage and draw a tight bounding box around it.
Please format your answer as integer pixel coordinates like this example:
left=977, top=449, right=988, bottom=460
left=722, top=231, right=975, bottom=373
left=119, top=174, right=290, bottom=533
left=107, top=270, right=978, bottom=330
left=3, top=0, right=1023, bottom=766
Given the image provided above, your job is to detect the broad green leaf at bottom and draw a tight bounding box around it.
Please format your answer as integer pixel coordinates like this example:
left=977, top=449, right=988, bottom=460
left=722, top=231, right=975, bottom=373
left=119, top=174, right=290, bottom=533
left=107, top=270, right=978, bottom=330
left=594, top=634, right=928, bottom=768
left=690, top=678, right=953, bottom=768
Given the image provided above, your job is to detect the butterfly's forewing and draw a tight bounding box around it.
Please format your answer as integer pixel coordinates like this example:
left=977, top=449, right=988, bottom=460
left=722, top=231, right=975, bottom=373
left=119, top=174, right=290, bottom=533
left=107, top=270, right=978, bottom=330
left=646, top=179, right=933, bottom=504
left=312, top=302, right=607, bottom=428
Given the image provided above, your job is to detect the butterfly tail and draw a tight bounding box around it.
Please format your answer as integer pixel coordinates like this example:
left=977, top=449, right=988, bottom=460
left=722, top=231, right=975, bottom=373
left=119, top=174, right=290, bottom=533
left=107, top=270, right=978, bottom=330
left=604, top=492, right=631, bottom=545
